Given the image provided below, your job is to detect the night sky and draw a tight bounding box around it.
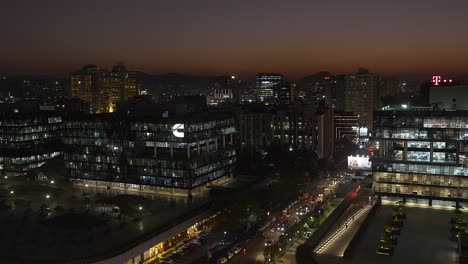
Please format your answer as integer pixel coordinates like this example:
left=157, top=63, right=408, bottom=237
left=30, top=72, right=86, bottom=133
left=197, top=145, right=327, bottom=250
left=2, top=0, right=468, bottom=79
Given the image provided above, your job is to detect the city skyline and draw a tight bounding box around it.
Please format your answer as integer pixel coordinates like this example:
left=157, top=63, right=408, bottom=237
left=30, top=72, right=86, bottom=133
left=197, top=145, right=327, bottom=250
left=2, top=0, right=468, bottom=79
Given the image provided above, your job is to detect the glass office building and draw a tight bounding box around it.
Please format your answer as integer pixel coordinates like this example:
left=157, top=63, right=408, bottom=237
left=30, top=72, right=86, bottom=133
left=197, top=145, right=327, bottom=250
left=256, top=73, right=283, bottom=102
left=372, top=109, right=468, bottom=206
left=0, top=110, right=62, bottom=176
left=63, top=108, right=237, bottom=196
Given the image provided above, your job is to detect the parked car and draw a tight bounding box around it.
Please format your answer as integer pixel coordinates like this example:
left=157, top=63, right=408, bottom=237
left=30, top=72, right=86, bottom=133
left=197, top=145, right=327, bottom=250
left=380, top=233, right=398, bottom=244
left=391, top=218, right=404, bottom=227
left=376, top=245, right=394, bottom=256
left=385, top=225, right=400, bottom=235
left=227, top=251, right=234, bottom=259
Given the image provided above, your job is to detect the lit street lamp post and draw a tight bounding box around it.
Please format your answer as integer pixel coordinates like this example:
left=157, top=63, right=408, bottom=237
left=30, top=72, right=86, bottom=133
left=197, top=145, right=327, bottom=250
left=10, top=190, right=17, bottom=206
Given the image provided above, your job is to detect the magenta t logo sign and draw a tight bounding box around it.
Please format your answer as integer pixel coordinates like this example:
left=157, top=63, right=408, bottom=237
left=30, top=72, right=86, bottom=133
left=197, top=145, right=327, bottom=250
left=432, top=76, right=441, bottom=86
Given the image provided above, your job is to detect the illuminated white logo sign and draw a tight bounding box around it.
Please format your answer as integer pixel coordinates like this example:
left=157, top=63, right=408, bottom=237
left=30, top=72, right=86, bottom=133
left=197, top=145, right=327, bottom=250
left=171, top=124, right=184, bottom=138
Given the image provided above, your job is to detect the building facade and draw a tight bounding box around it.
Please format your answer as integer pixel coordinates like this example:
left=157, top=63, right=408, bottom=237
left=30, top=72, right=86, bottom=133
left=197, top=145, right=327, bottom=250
left=317, top=109, right=334, bottom=159
left=62, top=106, right=237, bottom=196
left=430, top=85, right=468, bottom=111
left=345, top=68, right=381, bottom=128
left=274, top=81, right=295, bottom=106
left=71, top=65, right=137, bottom=113
left=372, top=109, right=468, bottom=206
left=256, top=73, right=283, bottom=102
left=273, top=104, right=316, bottom=151
left=238, top=109, right=275, bottom=149
left=0, top=104, right=62, bottom=176
left=334, top=111, right=359, bottom=141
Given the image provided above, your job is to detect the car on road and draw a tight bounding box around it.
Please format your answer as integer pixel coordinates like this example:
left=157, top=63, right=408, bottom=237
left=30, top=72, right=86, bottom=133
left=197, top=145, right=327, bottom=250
left=376, top=245, right=394, bottom=256
left=158, top=259, right=175, bottom=264
left=217, top=257, right=228, bottom=264
left=265, top=239, right=273, bottom=247
left=233, top=246, right=242, bottom=254
left=296, top=206, right=305, bottom=216
left=303, top=231, right=313, bottom=239
left=277, top=221, right=287, bottom=231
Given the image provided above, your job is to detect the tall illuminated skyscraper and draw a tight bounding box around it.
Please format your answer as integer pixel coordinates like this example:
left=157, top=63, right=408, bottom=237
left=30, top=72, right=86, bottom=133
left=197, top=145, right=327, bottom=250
left=345, top=68, right=381, bottom=128
left=71, top=65, right=137, bottom=113
left=256, top=73, right=283, bottom=103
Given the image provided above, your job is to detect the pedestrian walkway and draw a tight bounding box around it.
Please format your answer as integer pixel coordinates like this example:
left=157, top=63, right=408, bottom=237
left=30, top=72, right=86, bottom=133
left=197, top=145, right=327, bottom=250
left=314, top=204, right=372, bottom=257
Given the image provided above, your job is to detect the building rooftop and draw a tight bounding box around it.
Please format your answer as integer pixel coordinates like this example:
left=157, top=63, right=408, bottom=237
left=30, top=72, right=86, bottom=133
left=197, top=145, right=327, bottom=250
left=0, top=175, right=211, bottom=263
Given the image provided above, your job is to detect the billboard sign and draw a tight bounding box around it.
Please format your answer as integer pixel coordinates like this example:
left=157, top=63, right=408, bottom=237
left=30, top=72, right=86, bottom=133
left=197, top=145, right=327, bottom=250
left=348, top=155, right=372, bottom=170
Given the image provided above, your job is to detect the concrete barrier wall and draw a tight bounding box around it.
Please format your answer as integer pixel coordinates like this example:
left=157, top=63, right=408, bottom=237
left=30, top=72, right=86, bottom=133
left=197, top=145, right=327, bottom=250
left=304, top=197, right=353, bottom=251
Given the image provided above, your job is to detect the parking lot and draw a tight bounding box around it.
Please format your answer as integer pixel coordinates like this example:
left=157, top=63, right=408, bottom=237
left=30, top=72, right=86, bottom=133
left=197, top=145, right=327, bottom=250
left=315, top=204, right=459, bottom=264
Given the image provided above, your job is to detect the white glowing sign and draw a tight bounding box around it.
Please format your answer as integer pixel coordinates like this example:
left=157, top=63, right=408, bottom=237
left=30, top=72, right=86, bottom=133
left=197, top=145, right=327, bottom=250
left=171, top=124, right=184, bottom=138
left=348, top=156, right=372, bottom=170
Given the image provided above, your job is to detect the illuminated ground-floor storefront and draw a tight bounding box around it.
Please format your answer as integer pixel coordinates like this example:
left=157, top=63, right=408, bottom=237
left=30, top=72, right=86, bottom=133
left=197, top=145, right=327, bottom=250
left=71, top=174, right=233, bottom=197
left=375, top=181, right=468, bottom=208
left=122, top=212, right=218, bottom=264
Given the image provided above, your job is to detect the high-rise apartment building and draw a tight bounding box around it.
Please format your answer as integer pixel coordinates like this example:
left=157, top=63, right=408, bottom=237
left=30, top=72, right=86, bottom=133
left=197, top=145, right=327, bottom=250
left=333, top=75, right=346, bottom=111
left=274, top=81, right=295, bottom=105
left=273, top=103, right=316, bottom=151
left=256, top=73, right=283, bottom=102
left=381, top=77, right=400, bottom=97
left=71, top=65, right=137, bottom=113
left=345, top=68, right=381, bottom=128
left=317, top=108, right=334, bottom=159
left=239, top=111, right=275, bottom=149
left=372, top=107, right=468, bottom=206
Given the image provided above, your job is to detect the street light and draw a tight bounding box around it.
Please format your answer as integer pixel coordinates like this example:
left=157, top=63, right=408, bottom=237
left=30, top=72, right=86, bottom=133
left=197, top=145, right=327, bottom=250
left=46, top=194, right=50, bottom=199
left=139, top=206, right=143, bottom=211
left=50, top=180, right=55, bottom=184
left=10, top=190, right=14, bottom=195
left=4, top=176, right=7, bottom=179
